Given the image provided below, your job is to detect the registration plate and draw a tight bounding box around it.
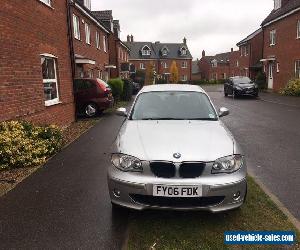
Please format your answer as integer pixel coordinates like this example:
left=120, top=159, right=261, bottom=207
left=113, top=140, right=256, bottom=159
left=153, top=185, right=202, bottom=197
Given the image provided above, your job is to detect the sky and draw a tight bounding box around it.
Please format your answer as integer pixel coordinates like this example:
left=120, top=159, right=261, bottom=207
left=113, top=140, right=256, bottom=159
left=92, top=0, right=274, bottom=59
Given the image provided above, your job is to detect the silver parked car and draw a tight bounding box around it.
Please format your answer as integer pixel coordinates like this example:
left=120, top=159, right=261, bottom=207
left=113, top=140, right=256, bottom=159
left=108, top=84, right=247, bottom=212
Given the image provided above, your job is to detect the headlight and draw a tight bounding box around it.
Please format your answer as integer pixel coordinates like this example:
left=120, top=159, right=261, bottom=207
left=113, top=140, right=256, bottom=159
left=111, top=154, right=143, bottom=172
left=212, top=155, right=244, bottom=174
left=234, top=86, right=242, bottom=90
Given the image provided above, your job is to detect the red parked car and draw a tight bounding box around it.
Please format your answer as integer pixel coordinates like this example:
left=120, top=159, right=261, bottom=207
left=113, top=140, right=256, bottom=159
left=73, top=78, right=114, bottom=117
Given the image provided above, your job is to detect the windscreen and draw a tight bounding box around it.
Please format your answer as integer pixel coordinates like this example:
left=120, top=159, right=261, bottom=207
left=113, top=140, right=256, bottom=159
left=131, top=91, right=218, bottom=121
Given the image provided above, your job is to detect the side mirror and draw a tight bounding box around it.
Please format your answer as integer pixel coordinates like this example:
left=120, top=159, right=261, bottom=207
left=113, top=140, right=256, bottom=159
left=219, top=107, right=230, bottom=118
left=116, top=107, right=127, bottom=117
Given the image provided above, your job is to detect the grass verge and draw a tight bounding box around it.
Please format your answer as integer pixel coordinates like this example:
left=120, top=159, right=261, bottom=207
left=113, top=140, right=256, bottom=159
left=127, top=176, right=299, bottom=250
left=0, top=117, right=101, bottom=197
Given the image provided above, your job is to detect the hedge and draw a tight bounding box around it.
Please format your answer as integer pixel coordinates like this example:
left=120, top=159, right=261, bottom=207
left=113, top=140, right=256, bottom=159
left=108, top=78, right=124, bottom=101
left=280, top=78, right=300, bottom=96
left=0, top=121, right=63, bottom=171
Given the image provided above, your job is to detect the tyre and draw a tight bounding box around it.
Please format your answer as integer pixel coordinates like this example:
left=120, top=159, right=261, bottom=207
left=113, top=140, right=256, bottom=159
left=224, top=91, right=228, bottom=97
left=84, top=103, right=98, bottom=118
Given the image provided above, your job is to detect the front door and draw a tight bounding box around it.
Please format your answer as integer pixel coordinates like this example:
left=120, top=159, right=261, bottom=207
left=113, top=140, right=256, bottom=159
left=268, top=63, right=274, bottom=89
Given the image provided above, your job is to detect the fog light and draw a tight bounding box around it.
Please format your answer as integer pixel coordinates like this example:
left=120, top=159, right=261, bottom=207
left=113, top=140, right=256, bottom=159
left=113, top=189, right=121, bottom=198
left=233, top=191, right=241, bottom=201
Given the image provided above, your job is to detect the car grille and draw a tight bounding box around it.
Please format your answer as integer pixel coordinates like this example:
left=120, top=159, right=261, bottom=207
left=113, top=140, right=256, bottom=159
left=130, top=194, right=225, bottom=208
left=179, top=163, right=206, bottom=178
left=150, top=162, right=175, bottom=178
left=150, top=162, right=206, bottom=178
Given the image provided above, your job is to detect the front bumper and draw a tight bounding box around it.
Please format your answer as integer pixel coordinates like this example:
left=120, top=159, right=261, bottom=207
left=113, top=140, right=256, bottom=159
left=108, top=165, right=247, bottom=212
left=235, top=88, right=258, bottom=96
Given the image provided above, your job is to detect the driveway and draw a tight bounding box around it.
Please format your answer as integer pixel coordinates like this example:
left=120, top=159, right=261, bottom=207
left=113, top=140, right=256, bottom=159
left=203, top=84, right=300, bottom=220
left=0, top=114, right=129, bottom=249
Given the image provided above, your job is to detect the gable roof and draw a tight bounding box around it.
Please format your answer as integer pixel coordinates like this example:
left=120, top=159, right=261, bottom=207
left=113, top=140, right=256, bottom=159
left=261, top=0, right=300, bottom=26
left=124, top=41, right=193, bottom=60
left=93, top=10, right=113, bottom=21
left=237, top=28, right=262, bottom=46
left=213, top=52, right=231, bottom=64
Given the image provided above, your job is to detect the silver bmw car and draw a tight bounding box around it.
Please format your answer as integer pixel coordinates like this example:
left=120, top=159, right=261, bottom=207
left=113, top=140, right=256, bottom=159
left=108, top=84, right=247, bottom=212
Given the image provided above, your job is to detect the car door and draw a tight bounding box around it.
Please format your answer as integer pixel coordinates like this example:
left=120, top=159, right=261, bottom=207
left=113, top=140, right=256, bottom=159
left=228, top=79, right=234, bottom=94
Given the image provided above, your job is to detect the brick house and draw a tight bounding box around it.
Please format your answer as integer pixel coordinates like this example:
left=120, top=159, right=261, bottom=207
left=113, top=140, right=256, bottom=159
left=236, top=28, right=263, bottom=79
left=0, top=0, right=75, bottom=126
left=261, top=0, right=300, bottom=91
left=191, top=60, right=202, bottom=81
left=92, top=11, right=130, bottom=79
left=199, top=50, right=235, bottom=80
left=70, top=0, right=111, bottom=81
left=124, top=36, right=193, bottom=83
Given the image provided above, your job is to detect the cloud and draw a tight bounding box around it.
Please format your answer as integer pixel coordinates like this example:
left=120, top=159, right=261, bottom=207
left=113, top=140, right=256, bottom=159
left=92, top=0, right=274, bottom=58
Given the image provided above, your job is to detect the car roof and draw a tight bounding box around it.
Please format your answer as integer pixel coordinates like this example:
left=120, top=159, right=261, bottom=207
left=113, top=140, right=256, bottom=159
left=140, top=84, right=206, bottom=94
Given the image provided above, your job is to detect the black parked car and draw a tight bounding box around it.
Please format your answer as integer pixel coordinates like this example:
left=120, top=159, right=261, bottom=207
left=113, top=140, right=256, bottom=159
left=224, top=76, right=259, bottom=97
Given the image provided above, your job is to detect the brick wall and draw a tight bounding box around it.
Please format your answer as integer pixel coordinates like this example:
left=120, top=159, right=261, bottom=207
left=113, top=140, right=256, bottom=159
left=0, top=0, right=75, bottom=126
left=71, top=7, right=110, bottom=79
left=263, top=11, right=300, bottom=90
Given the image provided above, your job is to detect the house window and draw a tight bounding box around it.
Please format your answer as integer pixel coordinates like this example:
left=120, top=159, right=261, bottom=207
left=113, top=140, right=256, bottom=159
left=162, top=48, right=168, bottom=56
left=270, top=30, right=276, bottom=46
left=103, top=35, right=107, bottom=52
left=245, top=46, right=249, bottom=56
left=180, top=47, right=187, bottom=55
left=211, top=60, right=217, bottom=67
left=41, top=56, right=59, bottom=106
left=39, top=0, right=52, bottom=7
left=295, top=60, right=300, bottom=78
left=182, top=61, right=188, bottom=68
left=140, top=63, right=145, bottom=69
left=276, top=62, right=280, bottom=73
left=161, top=62, right=168, bottom=69
left=181, top=75, right=188, bottom=81
left=142, top=46, right=151, bottom=56
left=84, top=0, right=91, bottom=10
left=85, top=23, right=91, bottom=44
left=297, top=20, right=300, bottom=39
left=274, top=0, right=281, bottom=10
left=73, top=15, right=80, bottom=40
left=96, top=32, right=100, bottom=49
left=240, top=47, right=243, bottom=57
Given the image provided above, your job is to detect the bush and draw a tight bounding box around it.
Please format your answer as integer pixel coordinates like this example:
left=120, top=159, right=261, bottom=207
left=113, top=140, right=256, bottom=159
left=256, top=71, right=267, bottom=89
left=280, top=78, right=300, bottom=96
left=121, top=79, right=133, bottom=101
left=108, top=78, right=124, bottom=101
left=0, top=121, right=63, bottom=171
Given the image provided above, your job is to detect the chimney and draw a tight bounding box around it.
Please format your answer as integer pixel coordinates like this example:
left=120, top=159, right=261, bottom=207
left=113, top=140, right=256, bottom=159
left=127, top=35, right=130, bottom=42
left=183, top=37, right=187, bottom=45
left=130, top=34, right=134, bottom=42
left=231, top=48, right=233, bottom=52
left=202, top=50, right=206, bottom=57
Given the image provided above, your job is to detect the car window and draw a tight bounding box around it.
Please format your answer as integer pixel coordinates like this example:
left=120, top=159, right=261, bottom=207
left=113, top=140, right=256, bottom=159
left=74, top=79, right=95, bottom=91
left=233, top=77, right=252, bottom=84
left=131, top=91, right=217, bottom=121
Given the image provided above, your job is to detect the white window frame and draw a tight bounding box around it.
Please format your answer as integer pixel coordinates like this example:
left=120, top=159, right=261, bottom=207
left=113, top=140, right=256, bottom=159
left=181, top=75, right=188, bottom=81
left=270, top=30, right=276, bottom=46
left=274, top=0, right=281, bottom=10
left=276, top=62, right=280, bottom=73
left=85, top=23, right=91, bottom=45
left=180, top=47, right=187, bottom=55
left=297, top=20, right=300, bottom=39
left=141, top=45, right=151, bottom=56
left=161, top=61, right=168, bottom=69
left=41, top=55, right=60, bottom=106
left=103, top=35, right=107, bottom=52
left=96, top=31, right=100, bottom=49
left=73, top=14, right=80, bottom=40
left=295, top=60, right=300, bottom=78
left=39, top=0, right=52, bottom=7
left=236, top=60, right=239, bottom=67
left=181, top=61, right=188, bottom=68
left=83, top=0, right=91, bottom=10
left=140, top=63, right=145, bottom=69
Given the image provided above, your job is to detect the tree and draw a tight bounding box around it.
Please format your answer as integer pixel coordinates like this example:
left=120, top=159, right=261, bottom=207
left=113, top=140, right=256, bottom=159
left=170, top=61, right=179, bottom=83
left=145, top=62, right=155, bottom=85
